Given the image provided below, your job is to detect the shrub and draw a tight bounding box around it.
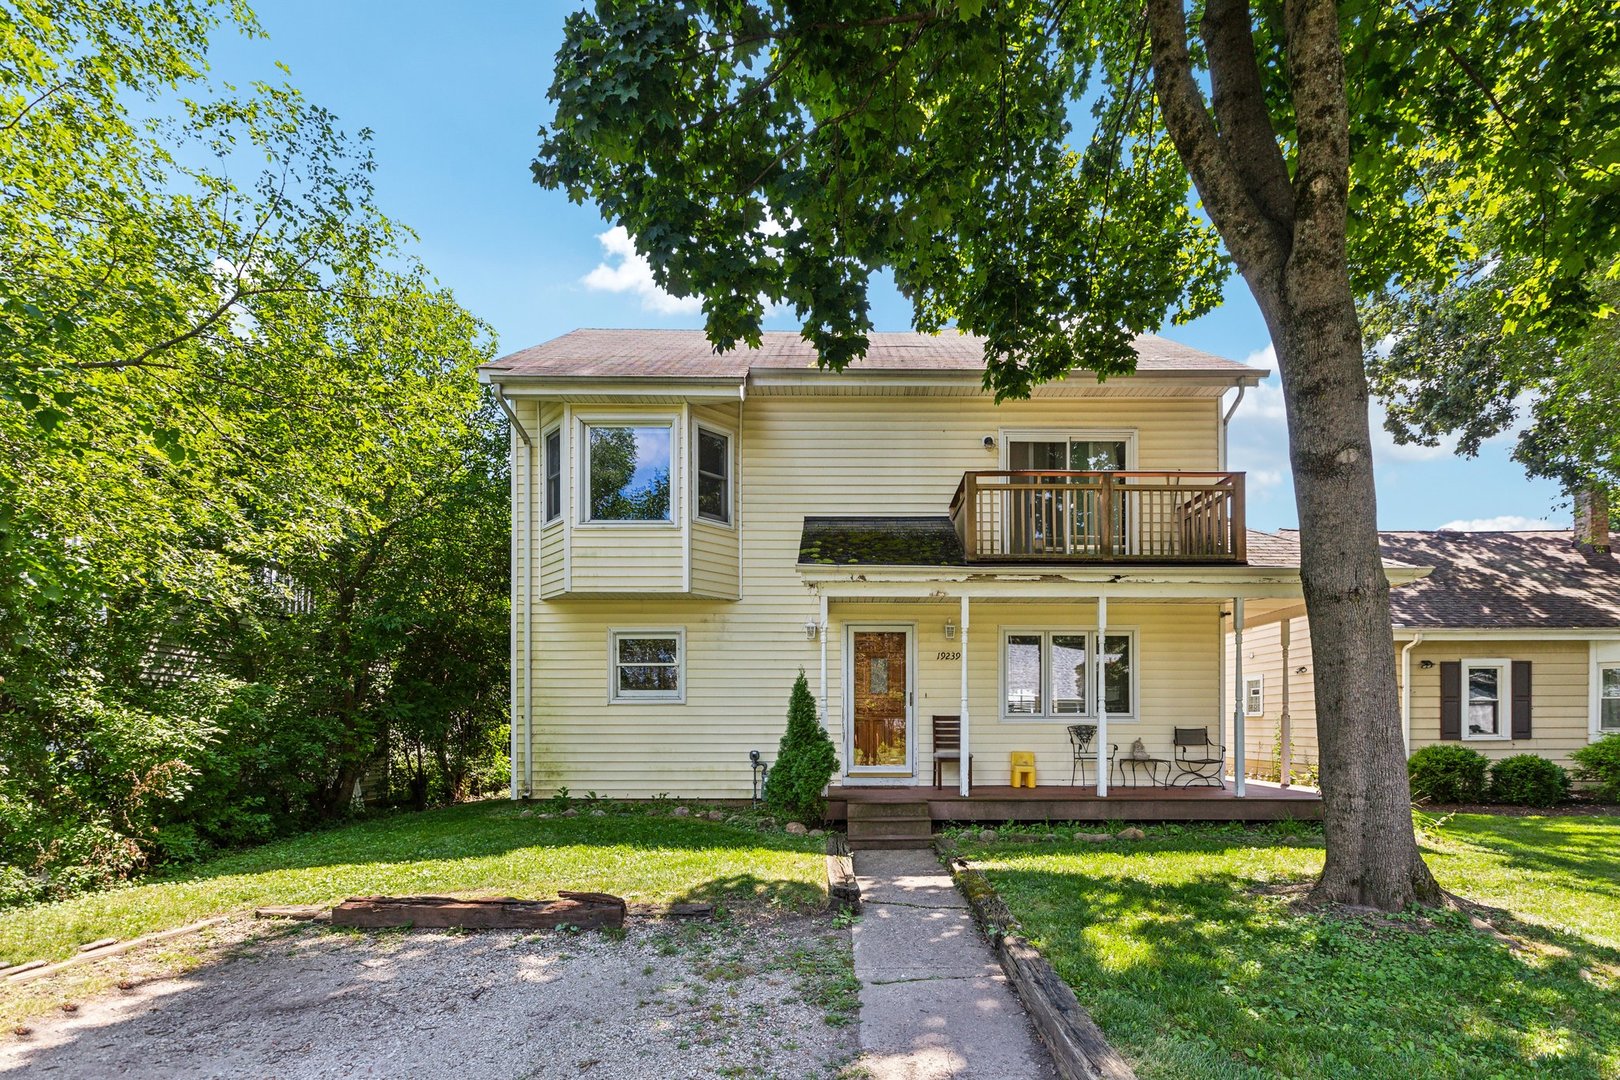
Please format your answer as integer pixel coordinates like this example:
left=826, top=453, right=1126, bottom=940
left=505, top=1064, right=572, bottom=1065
left=763, top=671, right=839, bottom=824
left=1407, top=744, right=1489, bottom=804
left=1572, top=734, right=1620, bottom=802
left=1488, top=754, right=1570, bottom=807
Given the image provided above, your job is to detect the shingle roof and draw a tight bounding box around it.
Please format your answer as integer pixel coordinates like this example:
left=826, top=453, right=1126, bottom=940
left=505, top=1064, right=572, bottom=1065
left=1375, top=530, right=1620, bottom=629
left=799, top=516, right=966, bottom=567
left=482, top=329, right=1264, bottom=380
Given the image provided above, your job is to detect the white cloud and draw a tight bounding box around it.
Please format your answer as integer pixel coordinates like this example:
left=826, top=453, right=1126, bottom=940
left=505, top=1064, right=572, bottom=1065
left=1438, top=514, right=1565, bottom=532
left=581, top=226, right=702, bottom=315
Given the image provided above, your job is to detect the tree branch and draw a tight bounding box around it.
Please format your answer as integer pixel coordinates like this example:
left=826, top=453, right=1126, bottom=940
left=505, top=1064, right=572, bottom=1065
left=1201, top=0, right=1295, bottom=235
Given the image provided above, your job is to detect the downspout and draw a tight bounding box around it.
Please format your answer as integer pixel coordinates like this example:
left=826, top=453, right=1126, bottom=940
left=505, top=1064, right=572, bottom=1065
left=819, top=591, right=829, bottom=735
left=1218, top=385, right=1246, bottom=470
left=1399, top=632, right=1423, bottom=758
left=492, top=382, right=534, bottom=799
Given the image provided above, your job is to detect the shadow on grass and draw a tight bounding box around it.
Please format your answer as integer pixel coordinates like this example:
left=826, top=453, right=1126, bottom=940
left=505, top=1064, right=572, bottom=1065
left=971, top=835, right=1620, bottom=1080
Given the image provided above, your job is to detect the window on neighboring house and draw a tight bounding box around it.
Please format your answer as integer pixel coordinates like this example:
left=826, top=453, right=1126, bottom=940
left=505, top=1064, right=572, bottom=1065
left=695, top=426, right=731, bottom=524
left=610, top=630, right=684, bottom=702
left=1462, top=659, right=1511, bottom=740
left=1601, top=664, right=1620, bottom=734
left=1003, top=630, right=1135, bottom=719
left=543, top=427, right=561, bottom=522
left=584, top=422, right=673, bottom=522
left=1245, top=675, right=1264, bottom=716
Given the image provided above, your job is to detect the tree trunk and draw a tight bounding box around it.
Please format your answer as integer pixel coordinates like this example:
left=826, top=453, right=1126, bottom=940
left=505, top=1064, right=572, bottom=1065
left=1145, top=0, right=1441, bottom=909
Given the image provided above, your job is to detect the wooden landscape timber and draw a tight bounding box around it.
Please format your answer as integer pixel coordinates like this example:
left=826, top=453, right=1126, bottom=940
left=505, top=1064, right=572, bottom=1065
left=329, top=891, right=627, bottom=931
left=3, top=917, right=230, bottom=987
left=825, top=833, right=860, bottom=913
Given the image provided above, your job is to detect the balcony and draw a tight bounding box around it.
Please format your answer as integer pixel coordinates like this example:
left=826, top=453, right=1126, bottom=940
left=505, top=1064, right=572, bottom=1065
left=949, top=470, right=1247, bottom=564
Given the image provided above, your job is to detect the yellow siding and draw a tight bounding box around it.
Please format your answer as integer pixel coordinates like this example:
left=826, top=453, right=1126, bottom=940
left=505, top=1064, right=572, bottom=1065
left=1225, top=617, right=1319, bottom=777
left=689, top=401, right=740, bottom=600
left=1229, top=625, right=1599, bottom=771
left=522, top=391, right=1226, bottom=797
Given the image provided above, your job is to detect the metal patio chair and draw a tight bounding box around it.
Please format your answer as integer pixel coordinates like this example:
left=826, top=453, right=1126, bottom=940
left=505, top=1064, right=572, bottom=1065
left=1067, top=724, right=1117, bottom=787
left=1171, top=727, right=1226, bottom=788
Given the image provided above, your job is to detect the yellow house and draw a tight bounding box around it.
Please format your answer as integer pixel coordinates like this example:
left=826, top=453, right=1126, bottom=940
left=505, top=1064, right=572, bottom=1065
left=480, top=329, right=1425, bottom=829
left=1227, top=512, right=1620, bottom=780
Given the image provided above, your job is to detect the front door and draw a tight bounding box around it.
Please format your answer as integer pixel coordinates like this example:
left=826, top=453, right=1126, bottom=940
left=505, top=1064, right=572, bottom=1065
left=847, top=626, right=913, bottom=777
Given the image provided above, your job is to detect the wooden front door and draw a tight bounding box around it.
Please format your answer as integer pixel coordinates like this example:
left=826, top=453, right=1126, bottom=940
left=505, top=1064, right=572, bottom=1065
left=848, top=627, right=913, bottom=776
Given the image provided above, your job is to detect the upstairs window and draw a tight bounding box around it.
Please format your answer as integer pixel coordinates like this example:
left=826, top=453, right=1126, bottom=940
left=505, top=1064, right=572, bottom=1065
left=543, top=427, right=561, bottom=522
left=584, top=422, right=672, bottom=522
left=695, top=426, right=731, bottom=524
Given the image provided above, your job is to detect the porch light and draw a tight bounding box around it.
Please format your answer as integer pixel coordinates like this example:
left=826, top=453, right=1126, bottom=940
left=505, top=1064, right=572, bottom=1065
left=1419, top=660, right=1435, bottom=669
left=804, top=618, right=820, bottom=641
left=945, top=617, right=957, bottom=641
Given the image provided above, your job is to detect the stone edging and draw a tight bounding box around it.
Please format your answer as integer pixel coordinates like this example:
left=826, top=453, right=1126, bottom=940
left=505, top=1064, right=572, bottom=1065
left=937, top=838, right=1137, bottom=1080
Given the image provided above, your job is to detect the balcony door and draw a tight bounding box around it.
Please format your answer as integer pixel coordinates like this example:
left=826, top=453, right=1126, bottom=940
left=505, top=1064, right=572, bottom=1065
left=1005, top=435, right=1131, bottom=555
left=845, top=626, right=914, bottom=778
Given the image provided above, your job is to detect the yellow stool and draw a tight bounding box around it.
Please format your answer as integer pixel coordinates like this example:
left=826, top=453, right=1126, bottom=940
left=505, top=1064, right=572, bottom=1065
left=1009, top=751, right=1037, bottom=789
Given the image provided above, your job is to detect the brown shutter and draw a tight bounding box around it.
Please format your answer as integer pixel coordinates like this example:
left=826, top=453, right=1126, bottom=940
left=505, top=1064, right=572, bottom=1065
left=1439, top=661, right=1461, bottom=740
left=1511, top=661, right=1532, bottom=739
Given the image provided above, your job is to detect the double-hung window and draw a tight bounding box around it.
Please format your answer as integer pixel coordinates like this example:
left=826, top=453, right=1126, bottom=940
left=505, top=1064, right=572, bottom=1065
left=583, top=421, right=673, bottom=523
left=695, top=426, right=731, bottom=524
left=543, top=427, right=562, bottom=523
left=1462, top=659, right=1511, bottom=740
left=610, top=630, right=684, bottom=702
left=1600, top=664, right=1620, bottom=735
left=1003, top=630, right=1135, bottom=719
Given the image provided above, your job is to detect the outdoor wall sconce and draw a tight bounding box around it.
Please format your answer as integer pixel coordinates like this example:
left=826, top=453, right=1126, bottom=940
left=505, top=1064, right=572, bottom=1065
left=945, top=617, right=957, bottom=641
left=1295, top=666, right=1308, bottom=675
left=1419, top=659, right=1435, bottom=669
left=804, top=618, right=820, bottom=641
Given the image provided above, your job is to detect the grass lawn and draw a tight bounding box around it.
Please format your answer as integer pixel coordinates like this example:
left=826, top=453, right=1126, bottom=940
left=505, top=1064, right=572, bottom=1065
left=0, top=800, right=827, bottom=967
left=959, top=814, right=1620, bottom=1080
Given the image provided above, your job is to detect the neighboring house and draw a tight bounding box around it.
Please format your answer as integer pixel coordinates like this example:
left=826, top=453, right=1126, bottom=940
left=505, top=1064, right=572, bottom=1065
left=480, top=329, right=1423, bottom=812
left=1228, top=500, right=1620, bottom=778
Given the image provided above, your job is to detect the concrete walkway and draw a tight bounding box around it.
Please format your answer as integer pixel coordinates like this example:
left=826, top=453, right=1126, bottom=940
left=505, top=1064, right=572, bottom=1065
left=850, top=849, right=1057, bottom=1080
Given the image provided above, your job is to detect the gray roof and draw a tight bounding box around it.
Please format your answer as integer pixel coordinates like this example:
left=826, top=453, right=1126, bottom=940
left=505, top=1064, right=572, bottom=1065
left=482, top=329, right=1265, bottom=381
left=1376, top=530, right=1620, bottom=630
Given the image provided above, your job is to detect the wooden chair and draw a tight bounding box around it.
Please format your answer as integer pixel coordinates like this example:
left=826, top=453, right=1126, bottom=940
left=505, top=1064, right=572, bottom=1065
left=931, top=715, right=973, bottom=788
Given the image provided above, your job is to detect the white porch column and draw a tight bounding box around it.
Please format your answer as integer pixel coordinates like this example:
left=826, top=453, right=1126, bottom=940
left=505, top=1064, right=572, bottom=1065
left=1095, top=591, right=1109, bottom=797
left=818, top=591, right=829, bottom=730
left=959, top=595, right=971, bottom=797
left=1279, top=619, right=1293, bottom=787
left=1232, top=598, right=1247, bottom=797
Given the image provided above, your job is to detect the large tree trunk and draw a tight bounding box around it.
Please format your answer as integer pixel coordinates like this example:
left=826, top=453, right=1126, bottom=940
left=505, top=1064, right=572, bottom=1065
left=1146, top=0, right=1441, bottom=909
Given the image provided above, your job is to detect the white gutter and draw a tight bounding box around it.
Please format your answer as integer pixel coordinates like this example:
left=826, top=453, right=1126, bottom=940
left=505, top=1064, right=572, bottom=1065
left=1218, top=385, right=1246, bottom=471
left=491, top=383, right=532, bottom=799
left=1399, top=632, right=1423, bottom=758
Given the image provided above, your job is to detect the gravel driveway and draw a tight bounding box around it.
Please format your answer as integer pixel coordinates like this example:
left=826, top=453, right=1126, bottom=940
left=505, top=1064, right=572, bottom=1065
left=1, top=916, right=857, bottom=1079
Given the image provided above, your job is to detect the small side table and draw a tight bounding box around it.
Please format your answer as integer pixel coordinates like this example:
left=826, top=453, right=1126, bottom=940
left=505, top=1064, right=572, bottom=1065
left=1117, top=757, right=1171, bottom=787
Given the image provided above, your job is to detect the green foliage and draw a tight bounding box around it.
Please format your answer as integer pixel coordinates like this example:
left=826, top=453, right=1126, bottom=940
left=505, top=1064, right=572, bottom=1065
left=1488, top=754, right=1571, bottom=807
left=963, top=815, right=1620, bottom=1078
left=763, top=672, right=838, bottom=824
left=0, top=1, right=507, bottom=902
left=1407, top=744, right=1490, bottom=804
left=1572, top=734, right=1620, bottom=802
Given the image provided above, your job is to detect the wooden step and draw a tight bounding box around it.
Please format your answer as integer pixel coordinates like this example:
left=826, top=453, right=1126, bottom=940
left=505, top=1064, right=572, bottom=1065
left=847, top=818, right=932, bottom=841
left=848, top=835, right=936, bottom=851
left=846, top=800, right=933, bottom=821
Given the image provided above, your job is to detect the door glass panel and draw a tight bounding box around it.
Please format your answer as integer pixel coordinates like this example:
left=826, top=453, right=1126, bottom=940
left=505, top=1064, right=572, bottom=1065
left=852, top=632, right=909, bottom=769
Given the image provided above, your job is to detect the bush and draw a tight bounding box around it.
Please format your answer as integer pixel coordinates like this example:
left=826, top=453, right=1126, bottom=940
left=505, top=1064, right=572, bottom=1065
left=1488, top=754, right=1570, bottom=807
left=1407, top=744, right=1489, bottom=804
left=1572, top=734, right=1620, bottom=802
left=763, top=671, right=839, bottom=824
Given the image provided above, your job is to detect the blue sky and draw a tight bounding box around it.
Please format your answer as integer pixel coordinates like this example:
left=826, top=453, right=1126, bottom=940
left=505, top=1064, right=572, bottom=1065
left=212, top=1, right=1569, bottom=532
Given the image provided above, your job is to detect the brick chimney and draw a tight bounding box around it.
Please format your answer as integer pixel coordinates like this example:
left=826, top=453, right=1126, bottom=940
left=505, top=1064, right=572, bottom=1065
left=1573, top=486, right=1612, bottom=553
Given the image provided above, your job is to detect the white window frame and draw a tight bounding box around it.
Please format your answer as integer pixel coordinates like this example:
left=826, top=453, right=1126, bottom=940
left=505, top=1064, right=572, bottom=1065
left=542, top=423, right=562, bottom=525
left=692, top=422, right=734, bottom=527
left=1593, top=641, right=1620, bottom=739
left=999, top=429, right=1139, bottom=472
left=577, top=414, right=679, bottom=527
left=608, top=628, right=686, bottom=704
left=1244, top=674, right=1265, bottom=717
left=999, top=628, right=1139, bottom=722
left=1460, top=657, right=1513, bottom=741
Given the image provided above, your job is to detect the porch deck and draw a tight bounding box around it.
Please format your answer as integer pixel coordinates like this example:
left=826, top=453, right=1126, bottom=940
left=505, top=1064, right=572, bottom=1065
left=826, top=780, right=1321, bottom=823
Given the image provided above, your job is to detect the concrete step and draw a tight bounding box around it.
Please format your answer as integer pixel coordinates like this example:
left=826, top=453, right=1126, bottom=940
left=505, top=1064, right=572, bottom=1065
left=848, top=821, right=931, bottom=841
left=846, top=801, right=933, bottom=821
left=848, top=835, right=936, bottom=851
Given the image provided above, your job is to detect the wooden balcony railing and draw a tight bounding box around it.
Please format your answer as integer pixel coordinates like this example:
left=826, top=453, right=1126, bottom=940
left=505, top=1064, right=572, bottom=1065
left=948, top=471, right=1246, bottom=563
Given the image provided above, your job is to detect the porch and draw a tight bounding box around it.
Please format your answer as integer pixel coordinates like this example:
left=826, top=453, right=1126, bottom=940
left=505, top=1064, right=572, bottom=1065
left=827, top=780, right=1322, bottom=824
